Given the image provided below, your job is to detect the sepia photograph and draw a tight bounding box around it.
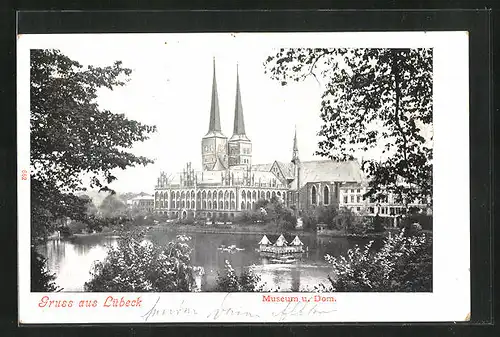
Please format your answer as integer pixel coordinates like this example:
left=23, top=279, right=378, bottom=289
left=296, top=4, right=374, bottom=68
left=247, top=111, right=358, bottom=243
left=18, top=32, right=469, bottom=323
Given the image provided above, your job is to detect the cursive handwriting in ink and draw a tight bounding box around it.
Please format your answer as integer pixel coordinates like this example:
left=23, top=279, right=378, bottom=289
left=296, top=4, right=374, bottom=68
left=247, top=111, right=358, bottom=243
left=141, top=297, right=197, bottom=321
left=207, top=293, right=260, bottom=320
left=272, top=301, right=337, bottom=322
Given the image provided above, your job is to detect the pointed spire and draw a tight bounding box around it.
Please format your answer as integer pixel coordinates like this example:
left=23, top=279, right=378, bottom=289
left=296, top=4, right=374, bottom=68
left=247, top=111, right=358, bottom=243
left=293, top=125, right=298, bottom=152
left=232, top=63, right=246, bottom=135
left=208, top=57, right=222, bottom=133
left=292, top=125, right=300, bottom=164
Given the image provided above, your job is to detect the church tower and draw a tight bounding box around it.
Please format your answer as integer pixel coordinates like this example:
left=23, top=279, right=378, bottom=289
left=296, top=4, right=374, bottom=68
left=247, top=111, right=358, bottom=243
left=201, top=59, right=228, bottom=171
left=228, top=64, right=252, bottom=167
left=291, top=126, right=301, bottom=210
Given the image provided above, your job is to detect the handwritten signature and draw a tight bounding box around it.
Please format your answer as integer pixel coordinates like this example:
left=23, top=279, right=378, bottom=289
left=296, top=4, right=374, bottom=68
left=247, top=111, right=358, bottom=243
left=271, top=301, right=337, bottom=322
left=207, top=293, right=261, bottom=320
left=141, top=294, right=336, bottom=322
left=141, top=297, right=198, bottom=322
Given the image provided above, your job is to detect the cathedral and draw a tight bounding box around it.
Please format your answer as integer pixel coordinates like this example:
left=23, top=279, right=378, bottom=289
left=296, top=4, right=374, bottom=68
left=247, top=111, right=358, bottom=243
left=153, top=60, right=366, bottom=221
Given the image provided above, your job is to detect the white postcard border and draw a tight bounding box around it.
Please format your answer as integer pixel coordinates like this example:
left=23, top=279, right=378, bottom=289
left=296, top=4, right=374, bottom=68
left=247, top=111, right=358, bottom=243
left=17, top=31, right=470, bottom=323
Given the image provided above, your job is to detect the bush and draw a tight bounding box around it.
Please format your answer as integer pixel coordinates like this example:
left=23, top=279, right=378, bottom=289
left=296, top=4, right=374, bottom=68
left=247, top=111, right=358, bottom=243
left=214, top=260, right=264, bottom=292
left=401, top=213, right=433, bottom=231
left=332, top=208, right=372, bottom=234
left=368, top=214, right=385, bottom=233
left=321, top=229, right=432, bottom=292
left=31, top=247, right=61, bottom=292
left=84, top=232, right=200, bottom=292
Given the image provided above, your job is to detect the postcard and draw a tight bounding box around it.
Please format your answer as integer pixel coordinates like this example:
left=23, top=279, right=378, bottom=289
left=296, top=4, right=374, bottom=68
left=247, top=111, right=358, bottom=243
left=17, top=31, right=470, bottom=323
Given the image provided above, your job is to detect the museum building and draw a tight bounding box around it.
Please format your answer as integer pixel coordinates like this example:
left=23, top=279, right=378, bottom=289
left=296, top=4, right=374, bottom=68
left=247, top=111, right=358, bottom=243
left=153, top=60, right=366, bottom=220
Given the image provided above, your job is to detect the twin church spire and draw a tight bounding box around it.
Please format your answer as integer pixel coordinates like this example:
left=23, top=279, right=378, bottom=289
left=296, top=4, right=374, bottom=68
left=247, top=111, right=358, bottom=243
left=207, top=58, right=222, bottom=133
left=206, top=59, right=247, bottom=139
left=203, top=59, right=251, bottom=171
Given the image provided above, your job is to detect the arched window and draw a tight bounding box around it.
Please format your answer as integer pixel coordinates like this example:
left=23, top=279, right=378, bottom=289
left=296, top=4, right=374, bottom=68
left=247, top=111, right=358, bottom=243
left=324, top=185, right=330, bottom=205
left=272, top=191, right=276, bottom=199
left=218, top=191, right=223, bottom=199
left=252, top=201, right=255, bottom=210
left=241, top=201, right=245, bottom=210
left=182, top=200, right=185, bottom=208
left=266, top=191, right=271, bottom=200
left=242, top=191, right=246, bottom=199
left=208, top=201, right=212, bottom=209
left=247, top=202, right=251, bottom=210
left=191, top=200, right=195, bottom=208
left=203, top=201, right=207, bottom=209
left=171, top=200, right=174, bottom=208
left=311, top=185, right=317, bottom=205
left=225, top=201, right=229, bottom=209
left=207, top=191, right=212, bottom=199
left=191, top=191, right=195, bottom=198
left=231, top=201, right=235, bottom=209
left=181, top=191, right=185, bottom=198
left=219, top=201, right=223, bottom=209
left=202, top=190, right=207, bottom=199
left=213, top=201, right=217, bottom=209
left=247, top=191, right=251, bottom=199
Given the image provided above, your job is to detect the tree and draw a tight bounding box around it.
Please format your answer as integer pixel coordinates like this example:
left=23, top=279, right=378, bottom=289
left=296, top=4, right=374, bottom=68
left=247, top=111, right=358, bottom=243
left=214, top=260, right=264, bottom=292
left=31, top=247, right=61, bottom=292
left=30, top=49, right=156, bottom=241
left=99, top=193, right=127, bottom=218
left=319, top=230, right=432, bottom=292
left=84, top=232, right=199, bottom=292
left=264, top=48, right=433, bottom=210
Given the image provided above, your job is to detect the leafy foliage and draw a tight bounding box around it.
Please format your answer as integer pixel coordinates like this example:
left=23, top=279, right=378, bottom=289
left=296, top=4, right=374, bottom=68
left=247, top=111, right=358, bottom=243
left=264, top=48, right=433, bottom=209
left=31, top=247, right=61, bottom=292
left=301, top=204, right=339, bottom=231
left=320, top=230, right=432, bottom=292
left=30, top=49, right=156, bottom=242
left=99, top=193, right=127, bottom=218
left=84, top=233, right=199, bottom=292
left=214, top=260, right=264, bottom=292
left=239, top=197, right=297, bottom=230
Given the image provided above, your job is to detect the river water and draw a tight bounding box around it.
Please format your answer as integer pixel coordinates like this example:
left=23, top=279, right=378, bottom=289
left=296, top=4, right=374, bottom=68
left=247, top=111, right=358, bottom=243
left=37, top=228, right=377, bottom=292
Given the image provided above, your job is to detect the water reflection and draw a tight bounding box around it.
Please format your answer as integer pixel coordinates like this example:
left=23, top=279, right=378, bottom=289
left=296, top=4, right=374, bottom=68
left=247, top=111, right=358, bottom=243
left=38, top=230, right=376, bottom=292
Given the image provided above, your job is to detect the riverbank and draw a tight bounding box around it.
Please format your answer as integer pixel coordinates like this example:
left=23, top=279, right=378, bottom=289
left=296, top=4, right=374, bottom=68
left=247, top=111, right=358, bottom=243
left=152, top=223, right=403, bottom=239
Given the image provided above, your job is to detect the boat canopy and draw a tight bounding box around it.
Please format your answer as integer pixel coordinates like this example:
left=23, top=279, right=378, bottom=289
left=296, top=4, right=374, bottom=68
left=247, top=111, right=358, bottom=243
left=258, top=235, right=271, bottom=245
left=274, top=234, right=288, bottom=247
left=290, top=236, right=304, bottom=246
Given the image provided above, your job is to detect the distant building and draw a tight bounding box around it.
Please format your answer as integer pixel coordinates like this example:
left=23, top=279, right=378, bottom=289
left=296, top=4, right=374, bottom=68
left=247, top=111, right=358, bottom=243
left=128, top=194, right=155, bottom=212
left=153, top=59, right=427, bottom=221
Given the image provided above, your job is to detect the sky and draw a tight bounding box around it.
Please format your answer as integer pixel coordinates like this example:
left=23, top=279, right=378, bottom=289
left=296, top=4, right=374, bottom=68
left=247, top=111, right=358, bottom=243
left=44, top=34, right=332, bottom=193
left=28, top=33, right=433, bottom=193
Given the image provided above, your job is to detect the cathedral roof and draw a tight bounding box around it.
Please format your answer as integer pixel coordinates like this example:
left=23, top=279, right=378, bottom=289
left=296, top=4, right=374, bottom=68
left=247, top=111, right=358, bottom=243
left=212, top=155, right=227, bottom=171
left=251, top=163, right=273, bottom=171
left=275, top=161, right=295, bottom=179
left=291, top=159, right=365, bottom=189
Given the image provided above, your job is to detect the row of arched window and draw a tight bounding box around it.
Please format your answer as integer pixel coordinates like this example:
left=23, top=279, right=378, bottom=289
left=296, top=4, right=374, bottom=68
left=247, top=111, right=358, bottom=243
left=154, top=188, right=286, bottom=210
left=311, top=185, right=330, bottom=205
